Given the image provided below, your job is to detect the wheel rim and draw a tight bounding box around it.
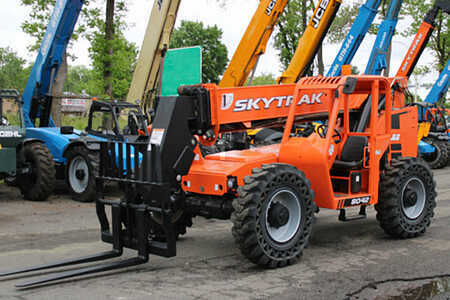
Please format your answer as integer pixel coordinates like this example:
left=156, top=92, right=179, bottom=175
left=69, top=156, right=89, bottom=194
left=401, top=177, right=426, bottom=219
left=265, top=189, right=301, bottom=243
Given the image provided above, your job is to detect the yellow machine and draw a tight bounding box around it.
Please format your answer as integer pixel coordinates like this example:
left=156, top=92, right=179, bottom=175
left=126, top=0, right=181, bottom=110
left=277, top=0, right=342, bottom=83
left=219, top=0, right=289, bottom=88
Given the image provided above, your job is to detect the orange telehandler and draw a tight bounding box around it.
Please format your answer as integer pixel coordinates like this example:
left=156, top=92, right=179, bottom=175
left=1, top=73, right=436, bottom=286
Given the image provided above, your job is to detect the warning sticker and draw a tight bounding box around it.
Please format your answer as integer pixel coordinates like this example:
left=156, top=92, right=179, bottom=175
left=150, top=128, right=165, bottom=145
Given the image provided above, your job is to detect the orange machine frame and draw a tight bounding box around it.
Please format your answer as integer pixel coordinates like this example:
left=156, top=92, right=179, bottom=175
left=182, top=75, right=418, bottom=210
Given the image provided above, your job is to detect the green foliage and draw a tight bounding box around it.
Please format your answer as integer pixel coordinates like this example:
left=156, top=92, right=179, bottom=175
left=170, top=21, right=228, bottom=83
left=400, top=0, right=449, bottom=72
left=0, top=47, right=30, bottom=92
left=64, top=65, right=95, bottom=94
left=88, top=31, right=138, bottom=99
left=247, top=73, right=276, bottom=86
left=273, top=0, right=315, bottom=70
left=20, top=0, right=137, bottom=99
left=328, top=1, right=362, bottom=44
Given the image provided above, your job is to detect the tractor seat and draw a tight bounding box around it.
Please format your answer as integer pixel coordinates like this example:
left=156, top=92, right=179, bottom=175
left=333, top=136, right=368, bottom=169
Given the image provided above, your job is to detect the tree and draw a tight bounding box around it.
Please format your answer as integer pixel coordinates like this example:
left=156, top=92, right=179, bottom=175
left=89, top=32, right=137, bottom=99
left=170, top=21, right=228, bottom=83
left=0, top=47, right=30, bottom=92
left=274, top=0, right=315, bottom=72
left=401, top=0, right=449, bottom=72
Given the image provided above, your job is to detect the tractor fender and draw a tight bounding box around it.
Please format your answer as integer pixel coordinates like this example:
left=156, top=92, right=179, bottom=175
left=63, top=139, right=100, bottom=159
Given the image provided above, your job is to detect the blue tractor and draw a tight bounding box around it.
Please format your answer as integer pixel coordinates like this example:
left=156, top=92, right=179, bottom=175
left=21, top=0, right=148, bottom=202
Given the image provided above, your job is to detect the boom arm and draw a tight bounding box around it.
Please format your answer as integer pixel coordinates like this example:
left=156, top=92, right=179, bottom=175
left=364, top=0, right=403, bottom=75
left=126, top=0, right=181, bottom=108
left=219, top=0, right=288, bottom=88
left=326, top=0, right=381, bottom=77
left=277, top=0, right=342, bottom=84
left=396, top=0, right=450, bottom=78
left=425, top=60, right=449, bottom=104
left=22, top=0, right=84, bottom=128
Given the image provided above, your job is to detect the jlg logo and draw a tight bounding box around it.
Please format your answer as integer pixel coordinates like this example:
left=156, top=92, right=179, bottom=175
left=311, top=0, right=330, bottom=29
left=226, top=93, right=323, bottom=112
left=266, top=0, right=278, bottom=15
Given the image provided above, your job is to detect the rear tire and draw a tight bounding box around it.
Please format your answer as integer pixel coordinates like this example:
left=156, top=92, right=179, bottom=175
left=375, top=157, right=436, bottom=238
left=17, top=142, right=56, bottom=201
left=65, top=146, right=98, bottom=202
left=231, top=164, right=315, bottom=268
left=421, top=137, right=448, bottom=169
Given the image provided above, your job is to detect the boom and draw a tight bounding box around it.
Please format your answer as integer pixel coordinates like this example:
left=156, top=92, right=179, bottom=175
left=364, top=0, right=403, bottom=75
left=277, top=0, right=342, bottom=83
left=22, top=0, right=84, bottom=128
left=425, top=60, right=449, bottom=104
left=126, top=0, right=181, bottom=108
left=396, top=0, right=450, bottom=78
left=219, top=0, right=288, bottom=88
left=326, top=0, right=381, bottom=77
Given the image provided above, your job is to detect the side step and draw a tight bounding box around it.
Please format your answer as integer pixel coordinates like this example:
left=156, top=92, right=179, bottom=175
left=338, top=206, right=367, bottom=222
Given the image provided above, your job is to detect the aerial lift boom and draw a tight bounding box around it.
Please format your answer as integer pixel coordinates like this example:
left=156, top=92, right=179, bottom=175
left=425, top=59, right=449, bottom=104
left=219, top=0, right=289, bottom=88
left=326, top=0, right=381, bottom=77
left=396, top=0, right=450, bottom=78
left=277, top=0, right=342, bottom=83
left=364, top=0, right=403, bottom=75
left=126, top=0, right=181, bottom=109
left=22, top=0, right=83, bottom=128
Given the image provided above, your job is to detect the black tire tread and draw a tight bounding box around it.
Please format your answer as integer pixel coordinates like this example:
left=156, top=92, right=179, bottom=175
left=375, top=157, right=436, bottom=238
left=18, top=142, right=56, bottom=201
left=231, top=164, right=315, bottom=268
left=65, top=145, right=99, bottom=202
left=422, top=137, right=448, bottom=169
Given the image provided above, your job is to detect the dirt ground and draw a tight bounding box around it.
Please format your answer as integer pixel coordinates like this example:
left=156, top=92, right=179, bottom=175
left=0, top=168, right=449, bottom=300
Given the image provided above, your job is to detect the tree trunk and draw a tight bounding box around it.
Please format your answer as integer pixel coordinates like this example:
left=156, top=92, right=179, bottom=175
left=51, top=53, right=68, bottom=127
left=317, top=46, right=324, bottom=75
left=104, top=0, right=115, bottom=97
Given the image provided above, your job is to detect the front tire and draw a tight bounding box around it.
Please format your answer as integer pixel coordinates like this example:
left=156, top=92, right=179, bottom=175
left=421, top=137, right=448, bottom=169
left=17, top=142, right=56, bottom=201
left=231, top=164, right=315, bottom=268
left=65, top=146, right=98, bottom=202
left=375, top=157, right=436, bottom=238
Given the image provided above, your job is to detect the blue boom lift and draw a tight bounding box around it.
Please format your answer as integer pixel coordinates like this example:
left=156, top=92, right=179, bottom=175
left=21, top=0, right=149, bottom=202
left=327, top=0, right=403, bottom=77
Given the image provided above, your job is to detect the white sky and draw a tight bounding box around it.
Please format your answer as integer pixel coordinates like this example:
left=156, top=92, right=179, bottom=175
left=0, top=0, right=439, bottom=98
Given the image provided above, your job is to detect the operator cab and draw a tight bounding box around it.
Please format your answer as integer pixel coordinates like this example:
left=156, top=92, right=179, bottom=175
left=86, top=100, right=148, bottom=142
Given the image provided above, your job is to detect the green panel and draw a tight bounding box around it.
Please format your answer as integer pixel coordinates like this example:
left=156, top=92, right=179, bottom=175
left=160, top=46, right=202, bottom=96
left=0, top=148, right=16, bottom=173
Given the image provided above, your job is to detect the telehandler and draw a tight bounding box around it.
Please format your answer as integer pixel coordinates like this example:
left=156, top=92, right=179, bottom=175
left=1, top=74, right=437, bottom=287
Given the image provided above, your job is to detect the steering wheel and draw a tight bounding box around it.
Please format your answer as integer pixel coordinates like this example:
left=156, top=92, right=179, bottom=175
left=316, top=124, right=342, bottom=144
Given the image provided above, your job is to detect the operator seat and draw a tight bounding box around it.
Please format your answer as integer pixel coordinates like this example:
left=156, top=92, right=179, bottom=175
left=333, top=136, right=368, bottom=169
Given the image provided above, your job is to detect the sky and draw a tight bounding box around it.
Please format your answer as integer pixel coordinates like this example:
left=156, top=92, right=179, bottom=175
left=0, top=0, right=440, bottom=98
